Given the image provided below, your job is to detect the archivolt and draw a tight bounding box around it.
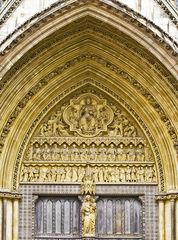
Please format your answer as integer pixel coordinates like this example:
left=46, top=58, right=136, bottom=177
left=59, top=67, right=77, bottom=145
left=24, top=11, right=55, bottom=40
left=0, top=0, right=177, bottom=192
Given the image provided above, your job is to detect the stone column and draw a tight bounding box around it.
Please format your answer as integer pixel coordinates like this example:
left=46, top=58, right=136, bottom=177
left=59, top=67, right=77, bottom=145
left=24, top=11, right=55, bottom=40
left=158, top=199, right=165, bottom=240
left=0, top=198, right=3, bottom=240
left=176, top=198, right=178, bottom=240
left=165, top=199, right=172, bottom=240
left=5, top=199, right=13, bottom=240
left=13, top=199, right=19, bottom=240
left=0, top=190, right=21, bottom=240
left=156, top=192, right=178, bottom=240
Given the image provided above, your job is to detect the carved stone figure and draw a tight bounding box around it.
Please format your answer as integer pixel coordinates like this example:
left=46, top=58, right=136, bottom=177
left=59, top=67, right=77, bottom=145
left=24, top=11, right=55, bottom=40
left=39, top=167, right=48, bottom=182
left=127, top=144, right=136, bottom=161
left=123, top=120, right=137, bottom=137
left=131, top=166, right=137, bottom=182
left=21, top=166, right=29, bottom=182
left=92, top=167, right=99, bottom=183
left=40, top=123, right=50, bottom=136
left=120, top=167, right=126, bottom=182
left=107, top=144, right=116, bottom=161
left=78, top=166, right=85, bottom=182
left=71, top=144, right=80, bottom=161
left=42, top=143, right=51, bottom=160
left=104, top=167, right=112, bottom=182
left=72, top=167, right=78, bottom=182
left=80, top=143, right=88, bottom=161
left=65, top=167, right=72, bottom=182
left=33, top=143, right=41, bottom=160
left=51, top=143, right=61, bottom=161
left=89, top=143, right=98, bottom=161
left=98, top=167, right=104, bottom=182
left=50, top=167, right=57, bottom=182
left=125, top=166, right=132, bottom=182
left=98, top=143, right=107, bottom=161
left=56, top=167, right=65, bottom=182
left=138, top=167, right=145, bottom=182
left=145, top=166, right=155, bottom=182
left=33, top=167, right=40, bottom=181
left=116, top=143, right=127, bottom=161
left=60, top=144, right=69, bottom=161
left=136, top=144, right=145, bottom=161
left=114, top=167, right=120, bottom=182
left=109, top=109, right=124, bottom=136
left=81, top=195, right=96, bottom=237
left=79, top=97, right=97, bottom=133
left=81, top=175, right=96, bottom=195
left=28, top=167, right=34, bottom=182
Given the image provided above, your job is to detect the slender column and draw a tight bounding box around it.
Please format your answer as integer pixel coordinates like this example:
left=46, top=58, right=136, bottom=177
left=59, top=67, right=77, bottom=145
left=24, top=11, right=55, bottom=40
left=165, top=199, right=173, bottom=240
left=0, top=198, right=2, bottom=240
left=176, top=199, right=178, bottom=240
left=13, top=199, right=19, bottom=240
left=5, top=199, right=13, bottom=240
left=158, top=199, right=165, bottom=240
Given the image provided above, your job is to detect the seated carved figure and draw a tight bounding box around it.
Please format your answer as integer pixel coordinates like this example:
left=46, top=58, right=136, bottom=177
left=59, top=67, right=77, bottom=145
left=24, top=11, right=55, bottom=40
left=79, top=97, right=97, bottom=133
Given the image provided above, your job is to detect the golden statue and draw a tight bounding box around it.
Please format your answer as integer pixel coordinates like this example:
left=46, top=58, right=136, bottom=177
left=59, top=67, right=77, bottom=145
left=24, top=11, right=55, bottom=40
left=81, top=195, right=96, bottom=237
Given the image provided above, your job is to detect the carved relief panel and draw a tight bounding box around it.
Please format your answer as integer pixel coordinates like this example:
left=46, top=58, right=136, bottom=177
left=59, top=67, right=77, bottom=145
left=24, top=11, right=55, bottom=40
left=21, top=87, right=157, bottom=185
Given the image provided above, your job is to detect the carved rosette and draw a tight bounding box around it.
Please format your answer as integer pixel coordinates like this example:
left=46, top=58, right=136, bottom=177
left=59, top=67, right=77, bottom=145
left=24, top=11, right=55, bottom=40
left=63, top=93, right=114, bottom=137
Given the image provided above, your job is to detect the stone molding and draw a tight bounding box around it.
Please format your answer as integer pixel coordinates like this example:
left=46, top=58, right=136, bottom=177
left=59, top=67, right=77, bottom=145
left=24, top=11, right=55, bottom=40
left=1, top=0, right=177, bottom=28
left=1, top=25, right=177, bottom=98
left=0, top=54, right=177, bottom=157
left=0, top=0, right=177, bottom=55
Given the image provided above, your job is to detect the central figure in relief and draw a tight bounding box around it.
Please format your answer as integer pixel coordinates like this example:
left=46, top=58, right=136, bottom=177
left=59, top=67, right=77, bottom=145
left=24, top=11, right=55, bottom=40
left=79, top=97, right=97, bottom=133
left=63, top=93, right=114, bottom=137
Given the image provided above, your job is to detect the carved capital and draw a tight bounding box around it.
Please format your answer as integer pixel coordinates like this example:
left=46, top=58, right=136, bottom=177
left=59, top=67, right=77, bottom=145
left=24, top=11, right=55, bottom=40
left=155, top=192, right=178, bottom=201
left=0, top=190, right=22, bottom=199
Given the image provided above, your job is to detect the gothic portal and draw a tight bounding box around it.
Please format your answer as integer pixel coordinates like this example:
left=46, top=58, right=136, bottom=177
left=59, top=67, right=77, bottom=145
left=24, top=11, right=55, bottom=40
left=0, top=1, right=177, bottom=240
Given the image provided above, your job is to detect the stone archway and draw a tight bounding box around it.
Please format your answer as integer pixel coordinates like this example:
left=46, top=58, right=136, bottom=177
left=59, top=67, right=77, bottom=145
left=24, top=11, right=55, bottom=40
left=19, top=82, right=159, bottom=239
left=0, top=1, right=177, bottom=240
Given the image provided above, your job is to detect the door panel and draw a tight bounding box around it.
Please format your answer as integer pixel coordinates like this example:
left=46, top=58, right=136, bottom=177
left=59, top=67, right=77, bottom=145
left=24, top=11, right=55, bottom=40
left=35, top=196, right=142, bottom=239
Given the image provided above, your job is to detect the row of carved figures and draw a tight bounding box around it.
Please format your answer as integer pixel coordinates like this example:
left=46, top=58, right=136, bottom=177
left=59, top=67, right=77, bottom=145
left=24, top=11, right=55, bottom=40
left=28, top=143, right=148, bottom=162
left=21, top=165, right=156, bottom=183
